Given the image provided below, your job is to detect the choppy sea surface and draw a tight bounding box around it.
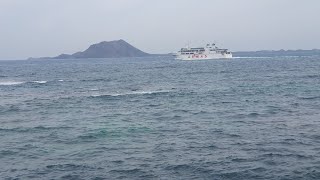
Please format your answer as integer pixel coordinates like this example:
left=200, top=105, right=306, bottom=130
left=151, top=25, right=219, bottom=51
left=1, top=56, right=320, bottom=180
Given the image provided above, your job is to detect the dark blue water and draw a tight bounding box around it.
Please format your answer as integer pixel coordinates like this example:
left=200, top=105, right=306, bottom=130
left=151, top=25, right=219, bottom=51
left=1, top=56, right=320, bottom=179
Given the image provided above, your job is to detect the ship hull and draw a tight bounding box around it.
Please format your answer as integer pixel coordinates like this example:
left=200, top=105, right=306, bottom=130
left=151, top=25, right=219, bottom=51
left=175, top=53, right=232, bottom=60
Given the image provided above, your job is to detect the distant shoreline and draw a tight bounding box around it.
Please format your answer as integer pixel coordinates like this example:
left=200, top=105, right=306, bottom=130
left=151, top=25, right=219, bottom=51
left=24, top=39, right=320, bottom=60
left=29, top=49, right=320, bottom=60
left=27, top=49, right=320, bottom=60
left=233, top=49, right=320, bottom=57
left=1, top=48, right=320, bottom=61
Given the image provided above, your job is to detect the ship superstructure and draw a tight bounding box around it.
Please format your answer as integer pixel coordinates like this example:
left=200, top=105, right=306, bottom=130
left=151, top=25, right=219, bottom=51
left=175, top=43, right=232, bottom=60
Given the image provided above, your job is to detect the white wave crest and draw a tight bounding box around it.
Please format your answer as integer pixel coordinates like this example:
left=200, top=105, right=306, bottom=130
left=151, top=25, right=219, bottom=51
left=0, top=81, right=25, bottom=86
left=91, top=90, right=171, bottom=97
left=32, top=81, right=47, bottom=84
left=90, top=88, right=99, bottom=91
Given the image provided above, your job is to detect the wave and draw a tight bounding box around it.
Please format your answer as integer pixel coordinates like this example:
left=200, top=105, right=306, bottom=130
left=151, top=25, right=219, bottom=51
left=260, top=153, right=312, bottom=159
left=0, top=126, right=72, bottom=133
left=0, top=150, right=18, bottom=156
left=303, top=74, right=320, bottom=79
left=299, top=96, right=320, bottom=100
left=89, top=88, right=99, bottom=91
left=32, top=81, right=47, bottom=84
left=80, top=78, right=111, bottom=82
left=0, top=80, right=48, bottom=86
left=185, top=71, right=214, bottom=75
left=91, top=90, right=171, bottom=98
left=0, top=81, right=25, bottom=86
left=46, top=163, right=94, bottom=170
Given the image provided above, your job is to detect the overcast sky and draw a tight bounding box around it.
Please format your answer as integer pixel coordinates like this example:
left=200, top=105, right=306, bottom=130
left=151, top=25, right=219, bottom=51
left=0, top=0, right=319, bottom=60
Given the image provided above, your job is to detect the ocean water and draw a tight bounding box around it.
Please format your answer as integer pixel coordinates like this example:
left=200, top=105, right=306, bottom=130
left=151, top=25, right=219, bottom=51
left=1, top=56, right=320, bottom=180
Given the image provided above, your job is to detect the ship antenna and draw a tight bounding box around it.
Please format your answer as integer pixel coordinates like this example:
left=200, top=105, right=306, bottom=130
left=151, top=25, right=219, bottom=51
left=184, top=41, right=190, bottom=49
left=213, top=40, right=218, bottom=49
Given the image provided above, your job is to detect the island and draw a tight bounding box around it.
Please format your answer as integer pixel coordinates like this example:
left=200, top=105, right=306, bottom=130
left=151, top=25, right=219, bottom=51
left=29, top=40, right=320, bottom=60
left=30, top=39, right=158, bottom=60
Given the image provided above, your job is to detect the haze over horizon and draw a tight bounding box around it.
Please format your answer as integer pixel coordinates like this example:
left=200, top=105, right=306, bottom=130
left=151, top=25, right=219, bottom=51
left=0, top=0, right=320, bottom=60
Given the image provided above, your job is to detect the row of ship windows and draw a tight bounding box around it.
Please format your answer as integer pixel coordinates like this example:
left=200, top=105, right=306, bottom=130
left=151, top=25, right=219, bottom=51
left=182, top=49, right=219, bottom=53
left=182, top=52, right=231, bottom=55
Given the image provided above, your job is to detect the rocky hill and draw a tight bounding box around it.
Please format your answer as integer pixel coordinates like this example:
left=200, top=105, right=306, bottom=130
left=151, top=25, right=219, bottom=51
left=41, top=40, right=151, bottom=59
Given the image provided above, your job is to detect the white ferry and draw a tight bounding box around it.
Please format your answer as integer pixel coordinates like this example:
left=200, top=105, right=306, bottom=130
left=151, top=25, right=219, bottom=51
left=175, top=43, right=232, bottom=60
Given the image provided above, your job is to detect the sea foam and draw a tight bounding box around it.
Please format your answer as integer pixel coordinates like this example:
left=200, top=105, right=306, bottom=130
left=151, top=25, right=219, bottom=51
left=91, top=90, right=171, bottom=98
left=32, top=81, right=47, bottom=84
left=0, top=81, right=25, bottom=86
